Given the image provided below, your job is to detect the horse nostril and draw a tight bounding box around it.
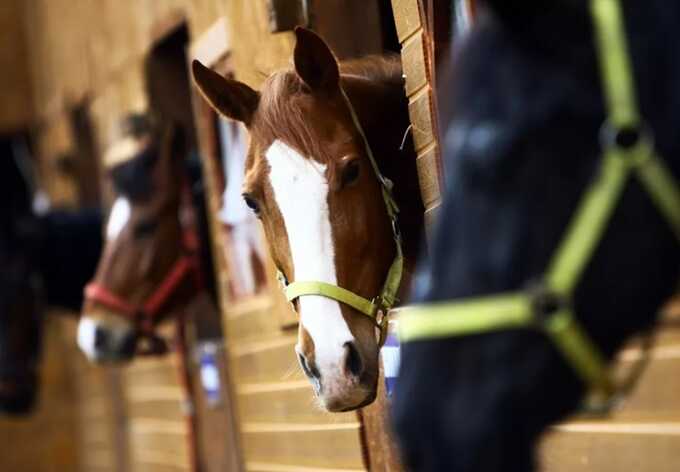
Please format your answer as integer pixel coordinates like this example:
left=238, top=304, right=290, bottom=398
left=93, top=327, right=108, bottom=349
left=343, top=341, right=364, bottom=378
left=297, top=352, right=321, bottom=380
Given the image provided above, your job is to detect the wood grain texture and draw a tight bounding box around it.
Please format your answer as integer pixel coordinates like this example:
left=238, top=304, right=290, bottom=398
left=240, top=427, right=365, bottom=469
left=401, top=31, right=428, bottom=96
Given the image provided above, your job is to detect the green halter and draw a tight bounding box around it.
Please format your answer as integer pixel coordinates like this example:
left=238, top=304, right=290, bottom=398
left=277, top=86, right=404, bottom=347
left=399, top=0, right=680, bottom=412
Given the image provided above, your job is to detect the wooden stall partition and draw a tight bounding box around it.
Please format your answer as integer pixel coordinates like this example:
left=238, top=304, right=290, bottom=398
left=121, top=344, right=195, bottom=472
left=390, top=0, right=445, bottom=233
left=59, top=316, right=130, bottom=472
left=539, top=297, right=680, bottom=472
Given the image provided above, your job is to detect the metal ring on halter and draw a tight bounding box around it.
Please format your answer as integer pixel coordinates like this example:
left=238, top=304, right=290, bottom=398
left=599, top=120, right=654, bottom=153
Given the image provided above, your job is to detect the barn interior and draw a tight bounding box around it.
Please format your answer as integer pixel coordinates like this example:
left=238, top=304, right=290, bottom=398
left=1, top=1, right=679, bottom=472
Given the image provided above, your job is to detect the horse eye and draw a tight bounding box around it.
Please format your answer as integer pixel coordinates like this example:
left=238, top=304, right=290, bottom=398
left=134, top=219, right=157, bottom=238
left=242, top=194, right=261, bottom=215
left=341, top=160, right=361, bottom=188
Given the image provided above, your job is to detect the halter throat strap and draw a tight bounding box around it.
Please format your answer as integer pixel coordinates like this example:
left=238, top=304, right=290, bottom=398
left=278, top=85, right=404, bottom=346
left=399, top=0, right=680, bottom=412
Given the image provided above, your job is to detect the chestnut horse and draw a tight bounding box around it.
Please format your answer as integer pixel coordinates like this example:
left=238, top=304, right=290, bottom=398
left=77, top=114, right=213, bottom=362
left=192, top=27, right=423, bottom=411
left=393, top=1, right=679, bottom=471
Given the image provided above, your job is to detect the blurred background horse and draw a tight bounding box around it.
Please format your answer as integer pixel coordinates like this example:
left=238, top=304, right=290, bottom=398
left=0, top=139, right=102, bottom=415
left=77, top=114, right=216, bottom=363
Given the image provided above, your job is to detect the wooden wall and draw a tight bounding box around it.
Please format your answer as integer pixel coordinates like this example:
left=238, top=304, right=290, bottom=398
left=540, top=300, right=680, bottom=472
left=0, top=0, right=33, bottom=132
left=0, top=316, right=80, bottom=472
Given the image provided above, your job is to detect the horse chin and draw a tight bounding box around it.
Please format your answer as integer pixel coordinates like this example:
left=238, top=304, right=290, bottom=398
left=77, top=315, right=137, bottom=364
left=318, top=374, right=379, bottom=412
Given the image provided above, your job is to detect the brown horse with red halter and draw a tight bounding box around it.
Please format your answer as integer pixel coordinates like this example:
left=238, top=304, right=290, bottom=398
left=78, top=114, right=205, bottom=361
left=192, top=28, right=423, bottom=411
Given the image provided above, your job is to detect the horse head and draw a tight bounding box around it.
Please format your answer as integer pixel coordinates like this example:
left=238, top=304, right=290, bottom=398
left=193, top=28, right=421, bottom=411
left=78, top=114, right=199, bottom=363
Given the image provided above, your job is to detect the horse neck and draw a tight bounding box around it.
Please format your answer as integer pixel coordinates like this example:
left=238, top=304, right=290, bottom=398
left=342, top=76, right=424, bottom=293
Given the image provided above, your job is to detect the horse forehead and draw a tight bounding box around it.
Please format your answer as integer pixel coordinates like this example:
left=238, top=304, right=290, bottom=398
left=106, top=197, right=131, bottom=240
left=264, top=140, right=327, bottom=182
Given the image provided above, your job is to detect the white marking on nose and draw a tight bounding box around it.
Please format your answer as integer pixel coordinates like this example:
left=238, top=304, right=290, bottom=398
left=106, top=197, right=131, bottom=240
left=77, top=317, right=98, bottom=360
left=266, top=140, right=354, bottom=371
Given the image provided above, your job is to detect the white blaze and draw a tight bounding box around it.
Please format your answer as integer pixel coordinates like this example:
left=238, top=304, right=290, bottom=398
left=265, top=140, right=354, bottom=372
left=106, top=197, right=131, bottom=240
left=77, top=317, right=98, bottom=361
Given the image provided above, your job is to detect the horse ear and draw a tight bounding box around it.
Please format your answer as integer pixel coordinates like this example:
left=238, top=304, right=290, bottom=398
left=192, top=60, right=260, bottom=126
left=293, top=27, right=339, bottom=93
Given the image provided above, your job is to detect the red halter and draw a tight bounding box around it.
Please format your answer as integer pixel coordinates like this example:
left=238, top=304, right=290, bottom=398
left=84, top=221, right=203, bottom=355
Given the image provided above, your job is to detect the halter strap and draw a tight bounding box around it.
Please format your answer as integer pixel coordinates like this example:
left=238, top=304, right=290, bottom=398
left=399, top=0, right=680, bottom=412
left=278, top=85, right=404, bottom=346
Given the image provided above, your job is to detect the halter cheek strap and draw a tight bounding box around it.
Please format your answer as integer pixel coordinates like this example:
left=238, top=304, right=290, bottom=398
left=277, top=86, right=404, bottom=347
left=399, top=0, right=680, bottom=413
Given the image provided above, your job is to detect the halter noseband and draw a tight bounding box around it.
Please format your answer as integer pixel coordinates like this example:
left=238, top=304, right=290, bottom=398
left=84, top=207, right=202, bottom=355
left=399, top=0, right=680, bottom=413
left=277, top=86, right=404, bottom=347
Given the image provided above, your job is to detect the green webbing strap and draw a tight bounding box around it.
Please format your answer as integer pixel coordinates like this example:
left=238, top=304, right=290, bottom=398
left=284, top=281, right=378, bottom=318
left=543, top=308, right=613, bottom=396
left=591, top=0, right=639, bottom=127
left=279, top=86, right=404, bottom=345
left=398, top=0, right=679, bottom=411
left=399, top=294, right=530, bottom=341
left=547, top=150, right=628, bottom=295
left=637, top=156, right=680, bottom=240
left=399, top=298, right=614, bottom=399
left=590, top=0, right=680, bottom=240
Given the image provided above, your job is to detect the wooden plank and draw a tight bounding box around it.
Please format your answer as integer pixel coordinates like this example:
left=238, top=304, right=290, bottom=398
left=391, top=0, right=422, bottom=42
left=236, top=380, right=358, bottom=424
left=408, top=89, right=435, bottom=152
left=540, top=419, right=680, bottom=472
left=189, top=16, right=231, bottom=70
left=240, top=426, right=364, bottom=469
left=246, top=463, right=365, bottom=472
left=401, top=31, right=428, bottom=96
left=230, top=336, right=299, bottom=384
left=416, top=143, right=441, bottom=209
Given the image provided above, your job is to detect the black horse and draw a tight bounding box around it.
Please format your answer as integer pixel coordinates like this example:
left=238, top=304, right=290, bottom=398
left=393, top=1, right=679, bottom=471
left=0, top=139, right=102, bottom=415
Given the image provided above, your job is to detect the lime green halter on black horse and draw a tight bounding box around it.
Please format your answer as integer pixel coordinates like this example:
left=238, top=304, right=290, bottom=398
left=401, top=0, right=679, bottom=409
left=393, top=0, right=679, bottom=470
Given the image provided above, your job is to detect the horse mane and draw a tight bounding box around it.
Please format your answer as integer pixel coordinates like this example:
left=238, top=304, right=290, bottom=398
left=109, top=144, right=158, bottom=202
left=339, top=54, right=404, bottom=87
left=254, top=54, right=404, bottom=164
